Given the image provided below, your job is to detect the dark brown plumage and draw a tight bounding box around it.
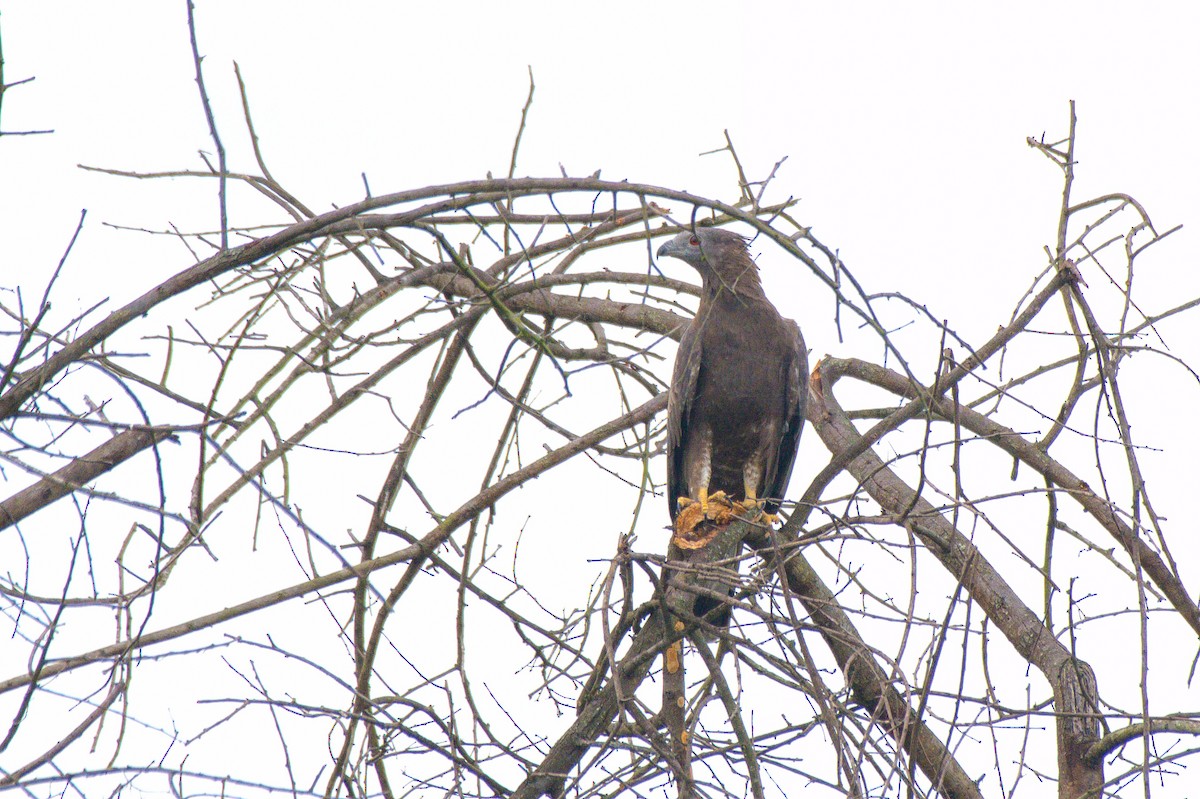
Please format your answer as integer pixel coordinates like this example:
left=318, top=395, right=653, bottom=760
left=658, top=228, right=807, bottom=526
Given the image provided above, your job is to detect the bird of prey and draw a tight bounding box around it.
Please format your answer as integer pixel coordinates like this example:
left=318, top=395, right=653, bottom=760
left=658, top=227, right=807, bottom=538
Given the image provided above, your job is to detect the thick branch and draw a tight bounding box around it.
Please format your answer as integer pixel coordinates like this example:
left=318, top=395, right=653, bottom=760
left=809, top=360, right=1104, bottom=797
left=745, top=524, right=984, bottom=799
left=512, top=609, right=668, bottom=799
left=0, top=426, right=178, bottom=531
left=833, top=357, right=1200, bottom=637
left=422, top=266, right=690, bottom=339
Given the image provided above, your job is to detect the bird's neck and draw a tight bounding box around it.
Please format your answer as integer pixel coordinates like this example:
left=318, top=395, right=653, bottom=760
left=703, top=269, right=768, bottom=303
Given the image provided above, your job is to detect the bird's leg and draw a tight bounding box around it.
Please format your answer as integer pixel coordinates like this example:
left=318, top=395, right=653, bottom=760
left=737, top=485, right=762, bottom=513
left=677, top=487, right=732, bottom=518
left=675, top=487, right=708, bottom=539
left=676, top=485, right=709, bottom=514
left=679, top=427, right=725, bottom=521
left=703, top=490, right=733, bottom=523
left=737, top=483, right=778, bottom=525
left=739, top=462, right=765, bottom=516
left=675, top=486, right=737, bottom=538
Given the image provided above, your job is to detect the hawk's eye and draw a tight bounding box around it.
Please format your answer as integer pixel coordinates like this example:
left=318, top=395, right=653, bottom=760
left=689, top=236, right=699, bottom=246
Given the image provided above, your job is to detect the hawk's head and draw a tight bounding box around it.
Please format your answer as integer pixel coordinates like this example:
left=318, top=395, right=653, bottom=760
left=657, top=228, right=760, bottom=295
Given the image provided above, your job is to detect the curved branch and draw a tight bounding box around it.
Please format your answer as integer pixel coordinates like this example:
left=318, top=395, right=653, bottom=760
left=1085, top=718, right=1200, bottom=766
left=807, top=359, right=1104, bottom=795
left=746, top=524, right=985, bottom=799
left=830, top=357, right=1200, bottom=637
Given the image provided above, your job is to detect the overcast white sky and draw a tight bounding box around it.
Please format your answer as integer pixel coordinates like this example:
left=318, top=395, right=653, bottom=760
left=5, top=0, right=1197, bottom=532
left=3, top=3, right=1200, bottom=795
left=5, top=2, right=1198, bottom=295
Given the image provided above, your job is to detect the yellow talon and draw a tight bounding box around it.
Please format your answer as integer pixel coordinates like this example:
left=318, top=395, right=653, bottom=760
left=734, top=489, right=779, bottom=525
left=673, top=488, right=736, bottom=543
left=735, top=487, right=761, bottom=513
left=706, top=490, right=732, bottom=518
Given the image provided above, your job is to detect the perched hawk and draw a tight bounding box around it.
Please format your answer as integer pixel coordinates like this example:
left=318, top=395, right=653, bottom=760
left=658, top=227, right=807, bottom=536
